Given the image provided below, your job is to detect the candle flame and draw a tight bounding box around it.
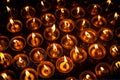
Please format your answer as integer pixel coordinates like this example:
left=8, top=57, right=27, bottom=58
left=77, top=7, right=80, bottom=14
left=75, top=46, right=79, bottom=53
left=64, top=56, right=67, bottom=62
left=0, top=52, right=5, bottom=63
left=45, top=15, right=49, bottom=21
left=82, top=20, right=85, bottom=26
left=41, top=1, right=44, bottom=6
left=103, top=29, right=109, bottom=34
left=6, top=6, right=11, bottom=12
left=66, top=34, right=71, bottom=40
left=53, top=44, right=57, bottom=51
left=98, top=15, right=101, bottom=21
left=94, top=5, right=97, bottom=9
left=25, top=70, right=30, bottom=77
left=100, top=66, right=104, bottom=71
left=1, top=73, right=7, bottom=79
left=37, top=51, right=40, bottom=55
left=107, top=0, right=111, bottom=5
left=33, top=18, right=35, bottom=23
left=86, top=74, right=90, bottom=79
left=85, top=31, right=91, bottom=38
left=51, top=24, right=56, bottom=32
left=13, top=39, right=19, bottom=43
left=7, top=0, right=10, bottom=3
left=112, top=46, right=118, bottom=53
left=57, top=0, right=60, bottom=2
left=114, top=12, right=119, bottom=20
left=9, top=18, right=14, bottom=25
left=18, top=57, right=23, bottom=63
left=32, top=33, right=36, bottom=39
left=115, top=61, right=120, bottom=68
left=25, top=6, right=29, bottom=12
left=61, top=8, right=64, bottom=13
left=44, top=65, right=48, bottom=69
left=94, top=44, right=98, bottom=49
left=64, top=21, right=70, bottom=27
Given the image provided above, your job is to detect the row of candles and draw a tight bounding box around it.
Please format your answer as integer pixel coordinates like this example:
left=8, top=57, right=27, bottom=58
left=0, top=0, right=120, bottom=79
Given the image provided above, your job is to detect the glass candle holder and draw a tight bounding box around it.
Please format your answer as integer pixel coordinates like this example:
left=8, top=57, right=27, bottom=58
left=37, top=61, right=55, bottom=78
left=44, top=24, right=60, bottom=41
left=55, top=0, right=66, bottom=8
left=70, top=46, right=87, bottom=63
left=26, top=17, right=42, bottom=31
left=59, top=19, right=75, bottom=33
left=71, top=6, right=85, bottom=18
left=5, top=6, right=18, bottom=18
left=55, top=7, right=70, bottom=20
left=61, top=34, right=78, bottom=49
left=79, top=70, right=97, bottom=80
left=110, top=44, right=120, bottom=57
left=20, top=68, right=38, bottom=80
left=88, top=43, right=106, bottom=60
left=37, top=0, right=51, bottom=12
left=56, top=56, right=74, bottom=73
left=12, top=54, right=29, bottom=70
left=0, top=36, right=9, bottom=51
left=27, top=32, right=43, bottom=47
left=41, top=13, right=56, bottom=27
left=7, top=18, right=22, bottom=33
left=95, top=62, right=111, bottom=77
left=99, top=27, right=113, bottom=41
left=107, top=12, right=119, bottom=25
left=111, top=60, right=120, bottom=72
left=29, top=48, right=47, bottom=64
left=0, top=52, right=12, bottom=69
left=21, top=6, right=36, bottom=19
left=0, top=70, right=16, bottom=80
left=87, top=4, right=102, bottom=16
left=9, top=36, right=26, bottom=51
left=76, top=18, right=91, bottom=31
left=91, top=15, right=107, bottom=28
left=65, top=77, right=77, bottom=80
left=46, top=43, right=63, bottom=59
left=79, top=28, right=97, bottom=43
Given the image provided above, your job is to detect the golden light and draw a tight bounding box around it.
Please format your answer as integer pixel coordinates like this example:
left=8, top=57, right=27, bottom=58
left=66, top=35, right=71, bottom=40
left=77, top=7, right=80, bottom=14
left=98, top=15, right=101, bottom=21
left=6, top=6, right=11, bottom=12
left=114, top=12, right=119, bottom=20
left=115, top=61, right=120, bottom=68
left=18, top=57, right=23, bottom=63
left=1, top=73, right=7, bottom=79
left=103, top=29, right=109, bottom=34
left=64, top=21, right=70, bottom=27
left=13, top=39, right=19, bottom=43
left=85, top=31, right=91, bottom=38
left=64, top=56, right=67, bottom=62
left=51, top=24, right=56, bottom=32
left=44, top=65, right=49, bottom=70
left=112, top=46, right=118, bottom=53
left=53, top=44, right=57, bottom=52
left=41, top=1, right=44, bottom=6
left=107, top=0, right=112, bottom=5
left=75, top=46, right=79, bottom=53
left=100, top=67, right=104, bottom=71
left=94, top=44, right=98, bottom=49
left=37, top=51, right=41, bottom=55
left=25, top=70, right=30, bottom=77
left=94, top=5, right=97, bottom=9
left=86, top=74, right=90, bottom=79
left=7, top=0, right=10, bottom=3
left=82, top=20, right=85, bottom=26
left=9, top=18, right=14, bottom=25
left=45, top=15, right=49, bottom=21
left=32, top=33, right=36, bottom=39
left=0, top=52, right=5, bottom=63
left=61, top=8, right=64, bottom=13
left=57, top=0, right=60, bottom=2
left=25, top=6, right=29, bottom=12
left=33, top=18, right=35, bottom=23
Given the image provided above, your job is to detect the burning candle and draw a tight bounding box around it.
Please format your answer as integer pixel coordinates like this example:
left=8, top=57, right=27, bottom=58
left=61, top=34, right=78, bottom=49
left=79, top=28, right=97, bottom=43
left=99, top=27, right=113, bottom=41
left=71, top=6, right=85, bottom=18
left=7, top=18, right=22, bottom=33
left=79, top=70, right=97, bottom=80
left=111, top=60, right=120, bottom=72
left=21, top=6, right=36, bottom=19
left=65, top=77, right=77, bottom=80
left=56, top=56, right=74, bottom=73
left=70, top=46, right=87, bottom=63
left=0, top=52, right=12, bottom=69
left=0, top=36, right=9, bottom=51
left=26, top=17, right=42, bottom=31
left=44, top=24, right=60, bottom=41
left=59, top=19, right=75, bottom=33
left=47, top=43, right=63, bottom=59
left=88, top=43, right=106, bottom=60
left=91, top=15, right=107, bottom=28
left=76, top=18, right=91, bottom=31
left=27, top=32, right=43, bottom=47
left=41, top=13, right=56, bottom=27
left=107, top=12, right=119, bottom=25
left=9, top=36, right=26, bottom=51
left=29, top=48, right=47, bottom=64
left=20, top=68, right=38, bottom=80
left=13, top=54, right=29, bottom=70
left=55, top=7, right=70, bottom=19
left=37, top=61, right=55, bottom=78
left=95, top=62, right=111, bottom=77
left=87, top=4, right=102, bottom=15
left=110, top=44, right=120, bottom=57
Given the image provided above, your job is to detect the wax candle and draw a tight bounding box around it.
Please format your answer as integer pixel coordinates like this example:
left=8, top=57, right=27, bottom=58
left=37, top=61, right=55, bottom=78
left=88, top=43, right=106, bottom=60
left=110, top=44, right=120, bottom=57
left=56, top=56, right=74, bottom=73
left=47, top=43, right=63, bottom=59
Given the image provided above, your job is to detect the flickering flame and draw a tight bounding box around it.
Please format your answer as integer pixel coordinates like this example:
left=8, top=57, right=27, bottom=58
left=45, top=15, right=49, bottom=21
left=112, top=46, right=118, bottom=53
left=53, top=44, right=57, bottom=51
left=82, top=20, right=85, bottom=26
left=103, top=29, right=109, bottom=34
left=115, top=61, right=120, bottom=68
left=64, top=21, right=70, bottom=27
left=0, top=52, right=5, bottom=64
left=18, top=57, right=23, bottom=63
left=33, top=18, right=35, bottom=23
left=1, top=73, right=7, bottom=79
left=107, top=0, right=111, bottom=5
left=13, top=39, right=19, bottom=43
left=44, top=65, right=48, bottom=69
left=57, top=0, right=60, bottom=2
left=6, top=6, right=11, bottom=12
left=98, top=15, right=101, bottom=21
left=94, top=5, right=97, bottom=9
left=94, top=44, right=98, bottom=49
left=9, top=18, right=14, bottom=25
left=66, top=34, right=71, bottom=40
left=61, top=8, right=64, bottom=13
left=41, top=1, right=44, bottom=6
left=85, top=31, right=91, bottom=38
left=37, top=51, right=40, bottom=55
left=86, top=74, right=90, bottom=79
left=7, top=0, right=10, bottom=3
left=77, top=7, right=80, bottom=14
left=32, top=33, right=36, bottom=39
left=51, top=24, right=56, bottom=32
left=114, top=12, right=119, bottom=20
left=100, top=66, right=104, bottom=71
left=25, top=6, right=29, bottom=12
left=25, top=70, right=30, bottom=77
left=75, top=46, right=79, bottom=53
left=64, top=56, right=67, bottom=62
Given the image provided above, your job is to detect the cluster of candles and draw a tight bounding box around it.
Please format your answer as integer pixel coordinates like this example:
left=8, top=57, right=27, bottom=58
left=0, top=0, right=120, bottom=79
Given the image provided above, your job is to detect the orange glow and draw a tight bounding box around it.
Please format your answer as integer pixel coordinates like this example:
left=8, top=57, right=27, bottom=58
left=41, top=1, right=44, bottom=6
left=9, top=18, right=14, bottom=25
left=0, top=52, right=5, bottom=64
left=32, top=33, right=36, bottom=39
left=33, top=18, right=35, bottom=23
left=51, top=24, right=56, bottom=32
left=18, top=57, right=23, bottom=63
left=77, top=7, right=80, bottom=14
left=112, top=46, right=118, bottom=53
left=53, top=44, right=57, bottom=51
left=98, top=15, right=101, bottom=21
left=1, top=73, right=7, bottom=79
left=7, top=0, right=10, bottom=3
left=94, top=5, right=97, bottom=9
left=25, top=70, right=30, bottom=77
left=115, top=61, right=120, bottom=68
left=25, top=6, right=29, bottom=12
left=61, top=8, right=64, bottom=13
left=85, top=31, right=91, bottom=38
left=100, top=66, right=104, bottom=71
left=64, top=56, right=67, bottom=62
left=107, top=0, right=111, bottom=5
left=114, top=12, right=119, bottom=20
left=64, top=21, right=70, bottom=27
left=6, top=6, right=11, bottom=12
left=94, top=44, right=98, bottom=49
left=75, top=46, right=79, bottom=53
left=45, top=15, right=49, bottom=21
left=86, top=74, right=90, bottom=79
left=103, top=29, right=109, bottom=34
left=82, top=20, right=85, bottom=26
